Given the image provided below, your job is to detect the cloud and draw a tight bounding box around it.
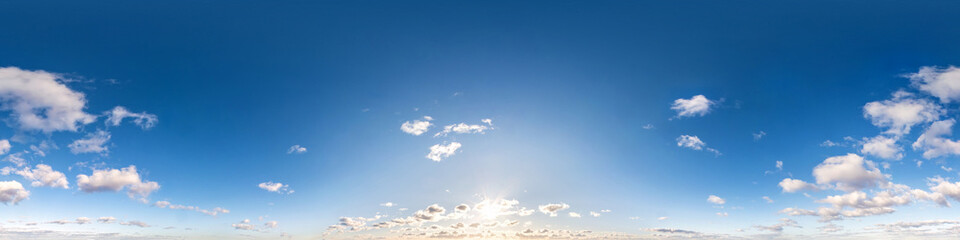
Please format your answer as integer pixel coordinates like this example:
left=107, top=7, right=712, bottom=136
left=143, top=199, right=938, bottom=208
left=381, top=202, right=395, bottom=207
left=645, top=228, right=699, bottom=235
left=754, top=218, right=799, bottom=232
left=588, top=211, right=601, bottom=217
left=0, top=139, right=10, bottom=155
left=233, top=219, right=256, bottom=231
left=779, top=178, right=817, bottom=193
left=707, top=195, right=725, bottom=205
left=105, top=106, right=157, bottom=129
left=913, top=119, right=960, bottom=159
left=671, top=95, right=715, bottom=118
left=776, top=161, right=783, bottom=171
left=119, top=220, right=150, bottom=228
left=10, top=164, right=69, bottom=188
left=153, top=200, right=230, bottom=216
left=76, top=165, right=160, bottom=200
left=812, top=153, right=886, bottom=192
left=0, top=180, right=29, bottom=204
left=763, top=196, right=774, bottom=203
left=908, top=66, right=960, bottom=103
left=68, top=130, right=111, bottom=155
left=676, top=135, right=720, bottom=156
left=0, top=67, right=97, bottom=132
left=863, top=93, right=942, bottom=135
left=538, top=203, right=570, bottom=217
left=873, top=219, right=960, bottom=232
left=76, top=217, right=91, bottom=224
left=434, top=119, right=494, bottom=137
left=753, top=131, right=766, bottom=141
left=861, top=135, right=903, bottom=160
left=97, top=217, right=116, bottom=223
left=568, top=212, right=581, bottom=218
left=401, top=116, right=433, bottom=136
left=258, top=181, right=293, bottom=194
left=658, top=216, right=669, bottom=221
left=426, top=142, right=461, bottom=162
left=287, top=145, right=306, bottom=154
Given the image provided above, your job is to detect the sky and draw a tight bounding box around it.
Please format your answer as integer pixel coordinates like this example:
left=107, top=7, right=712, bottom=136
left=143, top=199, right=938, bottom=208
left=2, top=0, right=960, bottom=239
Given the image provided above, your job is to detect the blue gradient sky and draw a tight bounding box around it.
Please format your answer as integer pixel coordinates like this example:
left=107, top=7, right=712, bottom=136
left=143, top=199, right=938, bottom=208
left=3, top=0, right=960, bottom=239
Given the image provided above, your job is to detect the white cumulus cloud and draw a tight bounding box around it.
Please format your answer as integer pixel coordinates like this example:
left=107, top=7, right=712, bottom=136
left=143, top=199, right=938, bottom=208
left=105, top=106, right=157, bottom=129
left=68, top=130, right=111, bottom=155
left=671, top=95, right=715, bottom=118
left=0, top=180, right=30, bottom=204
left=76, top=165, right=160, bottom=200
left=909, top=66, right=960, bottom=103
left=426, top=142, right=461, bottom=162
left=401, top=116, right=433, bottom=136
left=258, top=181, right=293, bottom=194
left=0, top=67, right=96, bottom=132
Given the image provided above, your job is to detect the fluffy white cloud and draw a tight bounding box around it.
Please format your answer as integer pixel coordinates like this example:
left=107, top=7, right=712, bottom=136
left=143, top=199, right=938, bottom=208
left=258, top=181, right=293, bottom=194
left=754, top=218, right=799, bottom=233
left=812, top=154, right=886, bottom=192
left=287, top=145, right=307, bottom=154
left=0, top=180, right=29, bottom=204
left=908, top=66, right=960, bottom=103
left=0, top=67, right=96, bottom=132
left=68, top=130, right=110, bottom=155
left=0, top=139, right=10, bottom=155
left=401, top=116, right=433, bottom=136
left=676, top=135, right=720, bottom=155
left=763, top=196, right=774, bottom=203
left=105, top=106, right=157, bottom=129
left=381, top=202, right=395, bottom=207
left=779, top=178, right=817, bottom=193
left=538, top=203, right=570, bottom=217
left=913, top=119, right=960, bottom=159
left=568, top=212, right=581, bottom=218
left=426, top=142, right=461, bottom=162
left=12, top=164, right=68, bottom=188
left=861, top=135, right=903, bottom=160
left=707, top=195, right=725, bottom=205
left=76, top=166, right=160, bottom=199
left=671, top=95, right=715, bottom=118
left=589, top=211, right=601, bottom=217
left=863, top=94, right=942, bottom=135
left=753, top=131, right=766, bottom=141
left=434, top=119, right=493, bottom=137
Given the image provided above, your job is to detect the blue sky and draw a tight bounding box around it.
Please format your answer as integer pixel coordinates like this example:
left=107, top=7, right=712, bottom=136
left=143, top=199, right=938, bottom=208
left=3, top=0, right=960, bottom=239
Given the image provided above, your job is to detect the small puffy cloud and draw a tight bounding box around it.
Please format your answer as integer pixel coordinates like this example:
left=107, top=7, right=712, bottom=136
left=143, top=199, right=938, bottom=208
left=763, top=196, right=774, bottom=203
left=380, top=202, right=395, bottom=207
left=233, top=219, right=256, bottom=231
left=97, top=217, right=116, bottom=223
left=658, top=216, right=669, bottom=221
left=568, top=212, right=581, bottom=218
left=861, top=135, right=903, bottom=160
left=76, top=165, right=160, bottom=199
left=671, top=95, right=715, bottom=118
left=754, top=218, right=799, bottom=233
left=0, top=67, right=97, bottom=133
left=426, top=142, right=461, bottom=162
left=908, top=66, right=960, bottom=103
left=863, top=94, right=942, bottom=135
left=401, top=116, right=433, bottom=136
left=287, top=145, right=306, bottom=154
left=776, top=161, right=783, bottom=171
left=677, top=135, right=720, bottom=156
left=13, top=164, right=69, bottom=188
left=258, top=181, right=293, bottom=194
left=434, top=119, right=494, bottom=137
left=812, top=153, right=885, bottom=192
left=76, top=217, right=91, bottom=224
left=707, top=195, right=725, bottom=205
left=105, top=106, right=158, bottom=129
left=779, top=178, right=817, bottom=193
left=589, top=211, right=601, bottom=217
left=0, top=139, right=10, bottom=155
left=716, top=212, right=729, bottom=217
left=538, top=203, right=570, bottom=217
left=264, top=221, right=279, bottom=229
left=913, top=119, right=960, bottom=159
left=68, top=130, right=110, bottom=155
left=0, top=180, right=29, bottom=204
left=119, top=220, right=150, bottom=228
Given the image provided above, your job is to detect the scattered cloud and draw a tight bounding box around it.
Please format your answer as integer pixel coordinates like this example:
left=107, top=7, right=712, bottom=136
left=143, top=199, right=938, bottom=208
left=676, top=135, right=720, bottom=156
left=426, top=142, right=461, bottom=162
left=913, top=119, right=960, bottom=159
left=76, top=165, right=160, bottom=200
left=671, top=95, right=715, bottom=118
left=154, top=200, right=230, bottom=216
left=68, top=130, right=111, bottom=155
left=0, top=180, right=30, bottom=204
left=812, top=153, right=885, bottom=192
left=707, top=195, right=726, bottom=205
left=908, top=66, right=960, bottom=103
left=434, top=119, right=494, bottom=137
left=401, top=116, right=433, bottom=136
left=863, top=92, right=942, bottom=136
left=779, top=178, right=817, bottom=193
left=0, top=67, right=97, bottom=133
left=258, top=181, right=293, bottom=194
left=861, top=135, right=903, bottom=160
left=753, top=131, right=766, bottom=141
left=287, top=145, right=307, bottom=154
left=538, top=203, right=570, bottom=217
left=105, top=106, right=157, bottom=129
left=6, top=164, right=69, bottom=188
